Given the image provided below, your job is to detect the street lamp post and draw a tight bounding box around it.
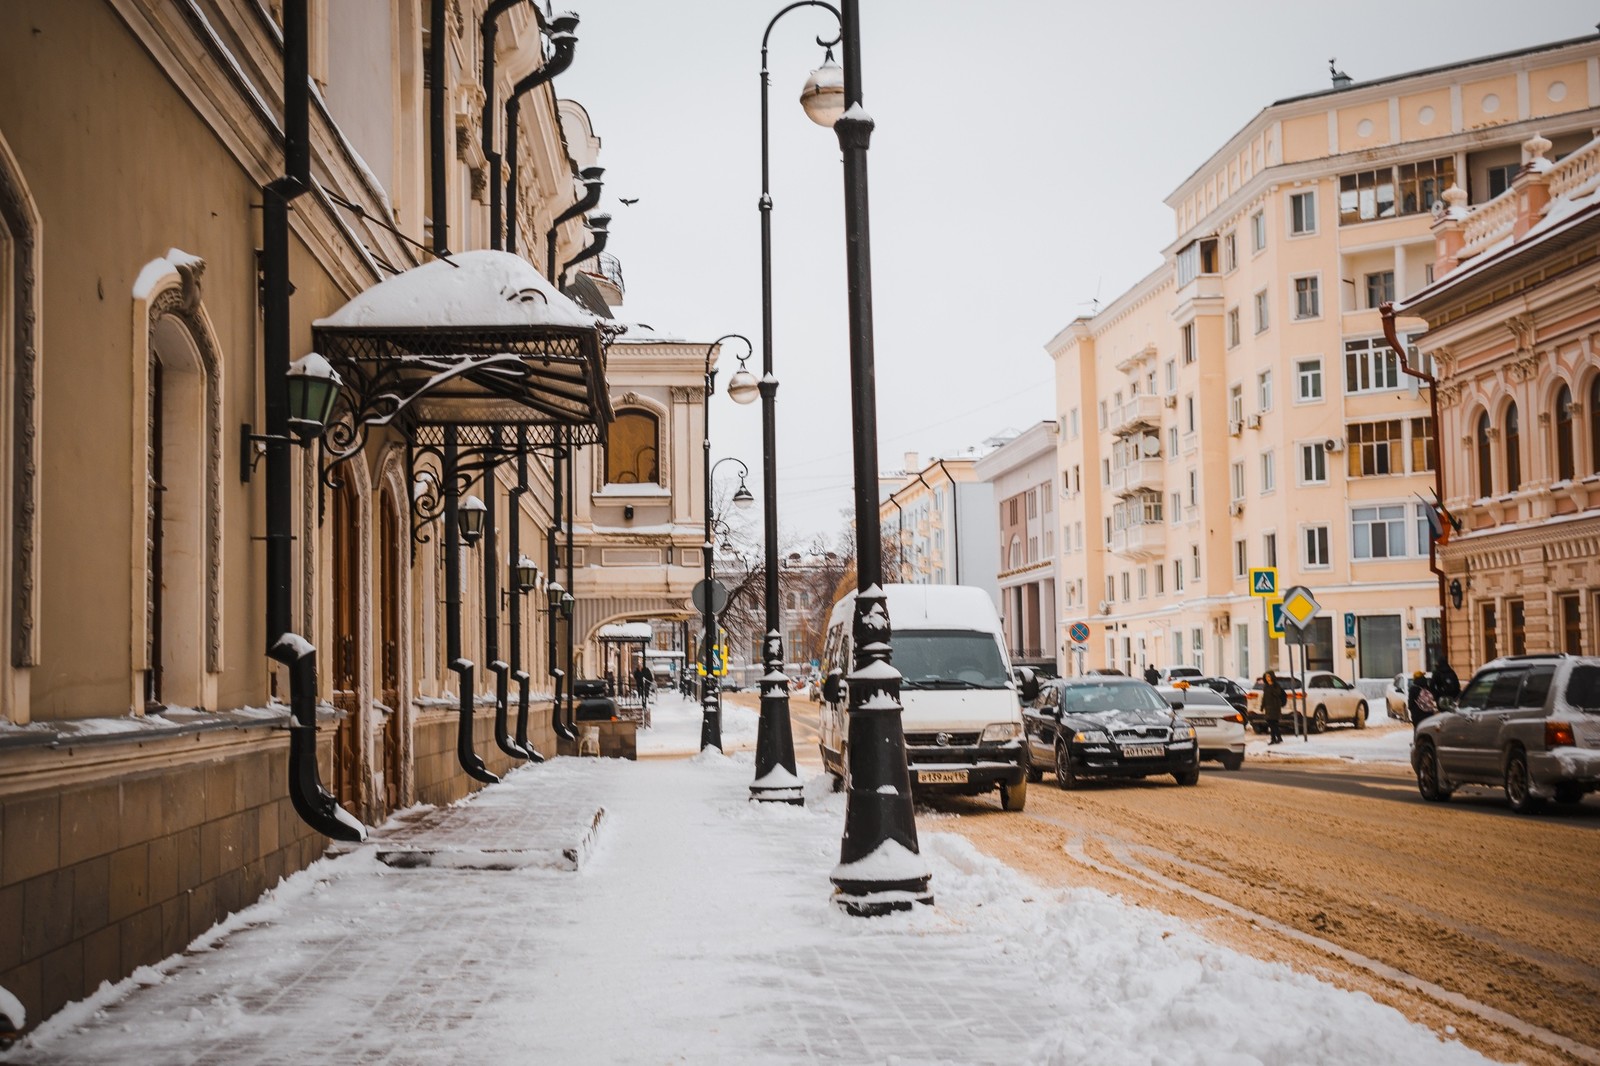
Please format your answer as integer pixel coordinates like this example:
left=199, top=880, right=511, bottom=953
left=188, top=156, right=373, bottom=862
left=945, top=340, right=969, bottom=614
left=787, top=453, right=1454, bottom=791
left=824, top=0, right=931, bottom=915
left=700, top=436, right=754, bottom=752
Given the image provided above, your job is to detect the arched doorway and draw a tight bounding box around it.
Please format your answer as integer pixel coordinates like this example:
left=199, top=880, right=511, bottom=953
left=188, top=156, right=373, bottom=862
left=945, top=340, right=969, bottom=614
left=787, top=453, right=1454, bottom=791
left=330, top=479, right=362, bottom=808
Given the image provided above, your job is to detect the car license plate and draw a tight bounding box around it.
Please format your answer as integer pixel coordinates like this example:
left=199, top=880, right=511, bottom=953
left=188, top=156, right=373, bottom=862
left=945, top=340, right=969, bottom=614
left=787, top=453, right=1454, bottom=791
left=1189, top=717, right=1216, bottom=726
left=918, top=770, right=968, bottom=784
left=1122, top=744, right=1164, bottom=758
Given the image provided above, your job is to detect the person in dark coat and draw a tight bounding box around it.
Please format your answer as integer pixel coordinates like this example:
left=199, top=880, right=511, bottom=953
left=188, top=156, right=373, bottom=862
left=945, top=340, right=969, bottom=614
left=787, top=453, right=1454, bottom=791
left=1431, top=658, right=1461, bottom=706
left=1143, top=664, right=1160, bottom=686
left=1260, top=670, right=1287, bottom=744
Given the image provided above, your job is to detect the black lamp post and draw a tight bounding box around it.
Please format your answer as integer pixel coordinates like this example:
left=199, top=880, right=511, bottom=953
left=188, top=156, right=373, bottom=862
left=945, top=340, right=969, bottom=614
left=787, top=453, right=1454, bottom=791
left=826, top=0, right=931, bottom=915
left=731, top=1, right=845, bottom=806
left=701, top=445, right=755, bottom=752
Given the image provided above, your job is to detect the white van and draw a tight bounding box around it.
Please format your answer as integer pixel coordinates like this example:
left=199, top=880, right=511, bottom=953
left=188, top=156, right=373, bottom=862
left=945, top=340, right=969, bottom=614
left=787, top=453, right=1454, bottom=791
left=819, top=584, right=1031, bottom=811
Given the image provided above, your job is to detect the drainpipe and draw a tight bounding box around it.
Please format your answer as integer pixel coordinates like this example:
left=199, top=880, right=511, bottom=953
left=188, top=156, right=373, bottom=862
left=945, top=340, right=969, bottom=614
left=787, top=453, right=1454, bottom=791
left=486, top=428, right=530, bottom=760
left=481, top=0, right=535, bottom=252
left=545, top=166, right=605, bottom=285
left=502, top=15, right=579, bottom=254
left=558, top=213, right=610, bottom=287
left=548, top=439, right=574, bottom=739
left=446, top=428, right=498, bottom=784
left=266, top=0, right=364, bottom=841
left=564, top=424, right=577, bottom=734
left=1381, top=303, right=1451, bottom=657
left=933, top=459, right=961, bottom=585
left=510, top=428, right=544, bottom=759
left=429, top=0, right=449, bottom=255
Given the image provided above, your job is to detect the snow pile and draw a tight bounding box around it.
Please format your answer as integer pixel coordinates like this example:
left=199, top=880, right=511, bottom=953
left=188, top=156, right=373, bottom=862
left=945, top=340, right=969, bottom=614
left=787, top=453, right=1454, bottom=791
left=1250, top=719, right=1415, bottom=764
left=313, top=250, right=597, bottom=331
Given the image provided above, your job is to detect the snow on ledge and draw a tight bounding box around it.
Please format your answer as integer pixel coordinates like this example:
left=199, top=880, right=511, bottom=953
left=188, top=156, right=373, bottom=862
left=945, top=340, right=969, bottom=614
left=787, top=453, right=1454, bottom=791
left=313, top=250, right=597, bottom=331
left=596, top=622, right=653, bottom=641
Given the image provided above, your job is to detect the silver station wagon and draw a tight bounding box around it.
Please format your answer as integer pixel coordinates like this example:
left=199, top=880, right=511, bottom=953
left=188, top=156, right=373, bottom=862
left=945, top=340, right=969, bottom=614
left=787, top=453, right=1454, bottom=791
left=1412, top=654, right=1600, bottom=813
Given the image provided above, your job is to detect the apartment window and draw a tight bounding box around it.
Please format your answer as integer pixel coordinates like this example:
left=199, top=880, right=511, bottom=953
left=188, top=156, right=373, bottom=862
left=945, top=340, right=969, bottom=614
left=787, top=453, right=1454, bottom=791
left=1365, top=270, right=1395, bottom=309
left=1351, top=503, right=1408, bottom=559
left=1187, top=469, right=1198, bottom=507
left=1251, top=210, right=1266, bottom=251
left=1185, top=394, right=1196, bottom=433
left=1234, top=539, right=1248, bottom=578
left=1348, top=420, right=1404, bottom=477
left=1410, top=416, right=1436, bottom=473
left=1073, top=465, right=1081, bottom=493
left=1343, top=336, right=1404, bottom=393
left=1556, top=385, right=1576, bottom=481
left=1263, top=532, right=1278, bottom=568
left=1181, top=323, right=1197, bottom=365
left=1413, top=503, right=1432, bottom=556
left=1260, top=450, right=1276, bottom=493
left=1481, top=602, right=1499, bottom=661
left=1223, top=231, right=1237, bottom=272
left=1167, top=426, right=1178, bottom=459
left=1229, top=384, right=1244, bottom=424
left=1299, top=442, right=1328, bottom=483
left=1192, top=629, right=1205, bottom=673
left=1027, top=488, right=1037, bottom=518
left=1295, top=358, right=1323, bottom=402
left=1098, top=400, right=1107, bottom=429
left=1486, top=163, right=1519, bottom=200
left=1043, top=486, right=1052, bottom=514
left=1226, top=307, right=1240, bottom=348
left=1075, top=521, right=1083, bottom=548
left=1476, top=410, right=1493, bottom=496
left=1164, top=359, right=1176, bottom=393
left=1175, top=559, right=1185, bottom=591
left=1106, top=576, right=1115, bottom=603
left=1339, top=157, right=1455, bottom=224
left=1505, top=402, right=1522, bottom=493
left=1238, top=623, right=1251, bottom=680
left=1230, top=461, right=1245, bottom=501
left=1068, top=407, right=1080, bottom=439
left=1304, top=525, right=1330, bottom=567
left=1289, top=190, right=1316, bottom=234
left=1121, top=571, right=1131, bottom=601
left=1190, top=544, right=1201, bottom=580
left=1253, top=290, right=1269, bottom=333
left=1029, top=536, right=1039, bottom=563
left=1154, top=565, right=1165, bottom=594
left=1137, top=568, right=1147, bottom=598
left=1175, top=236, right=1219, bottom=286
left=606, top=410, right=662, bottom=484
left=1170, top=491, right=1183, bottom=525
left=1509, top=599, right=1527, bottom=656
left=1258, top=370, right=1273, bottom=411
left=1293, top=276, right=1320, bottom=319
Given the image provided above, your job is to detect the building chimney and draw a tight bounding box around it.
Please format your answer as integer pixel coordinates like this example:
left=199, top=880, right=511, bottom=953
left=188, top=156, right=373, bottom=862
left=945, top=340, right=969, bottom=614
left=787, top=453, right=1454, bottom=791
left=903, top=451, right=920, bottom=472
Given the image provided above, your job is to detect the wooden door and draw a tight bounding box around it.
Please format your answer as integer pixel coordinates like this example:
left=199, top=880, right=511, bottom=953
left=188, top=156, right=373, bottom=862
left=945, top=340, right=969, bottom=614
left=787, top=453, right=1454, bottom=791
left=331, top=482, right=361, bottom=807
left=379, top=497, right=403, bottom=810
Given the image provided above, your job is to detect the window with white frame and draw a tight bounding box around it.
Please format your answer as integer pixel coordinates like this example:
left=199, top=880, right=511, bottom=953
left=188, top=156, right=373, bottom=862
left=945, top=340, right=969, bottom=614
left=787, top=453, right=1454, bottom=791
left=1251, top=210, right=1266, bottom=251
left=1192, top=629, right=1205, bottom=673
left=1069, top=407, right=1079, bottom=438
left=1260, top=450, right=1276, bottom=493
left=1185, top=394, right=1196, bottom=433
left=1351, top=503, right=1408, bottom=559
left=1121, top=571, right=1130, bottom=601
left=1106, top=576, right=1115, bottom=603
left=1344, top=335, right=1411, bottom=393
left=1223, top=231, right=1237, bottom=272
left=1365, top=270, right=1395, bottom=309
left=1167, top=426, right=1178, bottom=458
left=1191, top=543, right=1201, bottom=580
left=1263, top=531, right=1277, bottom=567
left=1304, top=524, right=1330, bottom=567
left=1238, top=623, right=1250, bottom=679
left=1229, top=384, right=1243, bottom=424
left=1098, top=399, right=1107, bottom=429
left=1289, top=190, right=1316, bottom=234
left=1339, top=157, right=1454, bottom=225
left=1293, top=275, right=1320, bottom=319
left=1181, top=322, right=1196, bottom=365
left=1175, top=558, right=1185, bottom=591
left=1258, top=370, right=1272, bottom=411
left=1234, top=539, right=1248, bottom=578
left=1170, top=491, right=1183, bottom=524
left=1299, top=441, right=1328, bottom=483
left=1346, top=419, right=1403, bottom=477
left=1295, top=358, right=1323, bottom=402
left=1154, top=564, right=1165, bottom=594
left=1254, top=289, right=1269, bottom=333
left=1138, top=568, right=1147, bottom=598
left=1102, top=458, right=1110, bottom=485
left=1230, top=461, right=1245, bottom=501
left=1164, top=359, right=1176, bottom=393
left=1227, top=306, right=1240, bottom=348
left=1187, top=469, right=1198, bottom=508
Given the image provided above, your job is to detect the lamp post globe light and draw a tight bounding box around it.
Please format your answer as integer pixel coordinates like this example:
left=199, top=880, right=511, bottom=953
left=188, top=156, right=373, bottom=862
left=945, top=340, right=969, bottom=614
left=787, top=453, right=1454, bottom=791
left=825, top=0, right=931, bottom=915
left=459, top=494, right=487, bottom=547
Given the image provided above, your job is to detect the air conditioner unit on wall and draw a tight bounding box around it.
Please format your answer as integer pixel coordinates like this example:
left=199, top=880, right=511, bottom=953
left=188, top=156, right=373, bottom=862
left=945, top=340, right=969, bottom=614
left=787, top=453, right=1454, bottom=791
left=1228, top=501, right=1244, bottom=516
left=1163, top=395, right=1177, bottom=408
left=1246, top=414, right=1261, bottom=429
left=1098, top=599, right=1112, bottom=615
left=1228, top=420, right=1243, bottom=437
left=1324, top=437, right=1345, bottom=453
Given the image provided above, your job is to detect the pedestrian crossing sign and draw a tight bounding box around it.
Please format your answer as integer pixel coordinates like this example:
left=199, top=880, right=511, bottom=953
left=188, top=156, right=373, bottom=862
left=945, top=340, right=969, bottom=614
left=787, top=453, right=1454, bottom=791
left=1265, top=597, right=1286, bottom=639
left=1248, top=567, right=1279, bottom=597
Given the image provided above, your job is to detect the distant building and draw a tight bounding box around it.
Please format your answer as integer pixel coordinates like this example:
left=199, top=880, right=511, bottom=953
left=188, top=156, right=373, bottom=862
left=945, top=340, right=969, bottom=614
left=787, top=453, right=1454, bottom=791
left=1049, top=32, right=1600, bottom=681
left=1398, top=132, right=1600, bottom=665
left=974, top=422, right=1061, bottom=675
left=879, top=449, right=999, bottom=602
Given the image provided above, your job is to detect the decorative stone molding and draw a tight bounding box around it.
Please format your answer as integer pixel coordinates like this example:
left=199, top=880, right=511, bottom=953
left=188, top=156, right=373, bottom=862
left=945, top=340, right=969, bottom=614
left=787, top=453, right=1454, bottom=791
left=670, top=386, right=703, bottom=403
left=0, top=136, right=40, bottom=669
left=1505, top=313, right=1536, bottom=353
left=1505, top=350, right=1542, bottom=382
left=1432, top=346, right=1456, bottom=378
left=1437, top=382, right=1463, bottom=408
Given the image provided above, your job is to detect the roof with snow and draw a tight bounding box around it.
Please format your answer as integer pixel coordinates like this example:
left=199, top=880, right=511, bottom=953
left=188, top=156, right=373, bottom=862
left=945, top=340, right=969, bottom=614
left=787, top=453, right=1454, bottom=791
left=596, top=622, right=654, bottom=641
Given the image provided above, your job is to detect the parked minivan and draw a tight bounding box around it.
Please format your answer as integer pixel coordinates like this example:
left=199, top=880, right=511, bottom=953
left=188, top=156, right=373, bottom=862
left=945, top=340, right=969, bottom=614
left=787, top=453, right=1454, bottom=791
left=1413, top=654, right=1600, bottom=813
left=819, top=585, right=1031, bottom=811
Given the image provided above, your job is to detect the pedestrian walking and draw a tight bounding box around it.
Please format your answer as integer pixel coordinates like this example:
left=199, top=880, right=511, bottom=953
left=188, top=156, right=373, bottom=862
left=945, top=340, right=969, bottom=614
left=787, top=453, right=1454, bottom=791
left=1143, top=664, right=1160, bottom=686
left=1432, top=657, right=1461, bottom=708
left=1260, top=670, right=1287, bottom=744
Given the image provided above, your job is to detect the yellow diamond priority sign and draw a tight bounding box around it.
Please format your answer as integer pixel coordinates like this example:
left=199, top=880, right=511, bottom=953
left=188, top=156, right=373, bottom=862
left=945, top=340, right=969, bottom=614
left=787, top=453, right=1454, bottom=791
left=1280, top=585, right=1321, bottom=630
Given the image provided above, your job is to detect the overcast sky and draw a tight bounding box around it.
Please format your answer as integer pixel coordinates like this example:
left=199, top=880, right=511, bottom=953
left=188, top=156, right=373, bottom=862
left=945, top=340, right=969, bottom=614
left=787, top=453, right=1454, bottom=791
left=559, top=1, right=1600, bottom=545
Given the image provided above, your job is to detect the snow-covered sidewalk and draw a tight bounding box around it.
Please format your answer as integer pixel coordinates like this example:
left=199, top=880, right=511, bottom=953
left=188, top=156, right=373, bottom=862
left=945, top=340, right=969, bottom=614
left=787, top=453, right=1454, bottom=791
left=637, top=689, right=760, bottom=756
left=4, top=751, right=1491, bottom=1065
left=1247, top=718, right=1416, bottom=764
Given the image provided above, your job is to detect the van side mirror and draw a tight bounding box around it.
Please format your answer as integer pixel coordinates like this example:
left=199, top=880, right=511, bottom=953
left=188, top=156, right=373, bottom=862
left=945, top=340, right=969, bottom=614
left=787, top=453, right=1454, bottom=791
left=822, top=669, right=843, bottom=704
left=1015, top=667, right=1040, bottom=703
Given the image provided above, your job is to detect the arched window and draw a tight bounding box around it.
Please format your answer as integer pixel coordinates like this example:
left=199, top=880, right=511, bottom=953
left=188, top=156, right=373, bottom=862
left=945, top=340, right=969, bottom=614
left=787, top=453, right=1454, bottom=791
left=1555, top=384, right=1575, bottom=482
left=1504, top=402, right=1521, bottom=493
left=605, top=410, right=660, bottom=485
left=1476, top=410, right=1493, bottom=497
left=1591, top=377, right=1600, bottom=474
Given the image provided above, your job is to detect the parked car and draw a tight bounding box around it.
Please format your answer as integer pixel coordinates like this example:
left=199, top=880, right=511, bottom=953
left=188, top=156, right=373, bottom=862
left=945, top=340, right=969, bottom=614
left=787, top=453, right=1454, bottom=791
left=1023, top=677, right=1199, bottom=788
left=1157, top=666, right=1205, bottom=685
left=1244, top=675, right=1304, bottom=733
left=1412, top=654, right=1600, bottom=813
left=1386, top=672, right=1412, bottom=721
left=1187, top=676, right=1249, bottom=714
left=1159, top=686, right=1246, bottom=770
left=1244, top=673, right=1367, bottom=733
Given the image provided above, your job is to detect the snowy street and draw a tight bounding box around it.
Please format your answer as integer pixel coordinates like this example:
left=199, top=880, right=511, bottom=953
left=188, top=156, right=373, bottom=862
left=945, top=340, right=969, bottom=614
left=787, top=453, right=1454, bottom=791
left=3, top=695, right=1508, bottom=1065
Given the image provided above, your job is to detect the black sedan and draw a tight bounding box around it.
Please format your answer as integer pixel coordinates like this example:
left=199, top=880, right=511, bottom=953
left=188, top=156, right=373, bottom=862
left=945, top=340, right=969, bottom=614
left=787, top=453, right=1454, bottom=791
left=1189, top=676, right=1249, bottom=714
left=1023, top=677, right=1200, bottom=788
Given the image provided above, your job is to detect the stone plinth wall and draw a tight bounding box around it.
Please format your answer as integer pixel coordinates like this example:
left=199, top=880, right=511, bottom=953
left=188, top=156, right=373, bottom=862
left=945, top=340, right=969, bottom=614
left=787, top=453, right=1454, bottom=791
left=411, top=702, right=561, bottom=807
left=556, top=718, right=638, bottom=760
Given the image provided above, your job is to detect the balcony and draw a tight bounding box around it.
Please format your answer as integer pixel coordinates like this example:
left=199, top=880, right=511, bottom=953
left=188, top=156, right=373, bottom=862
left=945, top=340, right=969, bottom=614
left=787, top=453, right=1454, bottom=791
left=1110, top=395, right=1163, bottom=436
left=1110, top=457, right=1164, bottom=496
left=1110, top=521, right=1166, bottom=560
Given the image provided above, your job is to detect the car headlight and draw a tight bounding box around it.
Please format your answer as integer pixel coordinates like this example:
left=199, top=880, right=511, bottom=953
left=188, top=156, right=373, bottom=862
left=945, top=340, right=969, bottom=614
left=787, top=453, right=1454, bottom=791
left=979, top=722, right=1021, bottom=744
left=1171, top=723, right=1196, bottom=740
left=1073, top=729, right=1109, bottom=744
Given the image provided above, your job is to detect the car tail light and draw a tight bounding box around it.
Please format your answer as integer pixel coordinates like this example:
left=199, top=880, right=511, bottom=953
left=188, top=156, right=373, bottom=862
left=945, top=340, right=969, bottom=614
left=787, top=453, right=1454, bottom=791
left=1225, top=713, right=1244, bottom=724
left=1246, top=692, right=1259, bottom=701
left=1546, top=721, right=1576, bottom=747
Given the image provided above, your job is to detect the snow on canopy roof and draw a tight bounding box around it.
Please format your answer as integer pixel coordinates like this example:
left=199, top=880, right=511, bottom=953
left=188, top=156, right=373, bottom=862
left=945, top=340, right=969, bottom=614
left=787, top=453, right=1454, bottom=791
left=596, top=622, right=654, bottom=641
left=313, top=250, right=598, bottom=331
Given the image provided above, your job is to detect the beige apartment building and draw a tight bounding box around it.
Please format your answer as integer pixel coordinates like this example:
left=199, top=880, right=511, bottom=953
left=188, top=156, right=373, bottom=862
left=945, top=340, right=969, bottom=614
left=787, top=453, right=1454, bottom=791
left=879, top=449, right=998, bottom=601
left=1399, top=132, right=1600, bottom=664
left=1050, top=33, right=1600, bottom=684
left=973, top=421, right=1060, bottom=675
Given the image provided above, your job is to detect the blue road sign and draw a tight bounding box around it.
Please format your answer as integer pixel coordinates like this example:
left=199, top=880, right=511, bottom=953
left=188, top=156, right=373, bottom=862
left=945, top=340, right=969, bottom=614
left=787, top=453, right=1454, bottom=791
left=1248, top=567, right=1279, bottom=597
left=1344, top=612, right=1356, bottom=638
left=1069, top=621, right=1091, bottom=643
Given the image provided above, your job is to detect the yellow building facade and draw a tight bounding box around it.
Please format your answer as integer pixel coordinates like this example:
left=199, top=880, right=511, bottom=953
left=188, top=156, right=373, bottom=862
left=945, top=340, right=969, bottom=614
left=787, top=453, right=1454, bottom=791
left=1051, top=34, right=1600, bottom=684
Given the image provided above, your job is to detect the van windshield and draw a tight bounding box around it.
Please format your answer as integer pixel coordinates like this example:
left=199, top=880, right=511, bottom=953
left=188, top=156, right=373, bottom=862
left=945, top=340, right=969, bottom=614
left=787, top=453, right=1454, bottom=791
left=894, top=629, right=1009, bottom=689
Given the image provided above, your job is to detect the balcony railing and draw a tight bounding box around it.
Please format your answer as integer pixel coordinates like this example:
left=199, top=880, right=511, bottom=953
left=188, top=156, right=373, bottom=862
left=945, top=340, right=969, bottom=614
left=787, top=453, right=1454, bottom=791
left=1110, top=521, right=1165, bottom=559
left=1110, top=395, right=1163, bottom=436
left=1111, top=457, right=1163, bottom=496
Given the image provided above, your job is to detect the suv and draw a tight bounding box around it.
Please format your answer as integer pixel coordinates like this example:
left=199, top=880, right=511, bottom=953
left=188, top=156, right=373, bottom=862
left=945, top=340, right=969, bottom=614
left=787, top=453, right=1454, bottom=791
left=1412, top=654, right=1600, bottom=813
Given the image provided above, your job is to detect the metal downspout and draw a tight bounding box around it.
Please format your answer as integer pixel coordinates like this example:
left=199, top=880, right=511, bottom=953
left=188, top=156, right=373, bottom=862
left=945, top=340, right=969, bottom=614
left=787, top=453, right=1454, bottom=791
left=486, top=428, right=530, bottom=760
left=267, top=0, right=363, bottom=841
left=933, top=459, right=960, bottom=585
left=564, top=424, right=577, bottom=737
left=546, top=166, right=604, bottom=285
left=548, top=440, right=574, bottom=739
left=446, top=428, right=498, bottom=784
left=510, top=429, right=544, bottom=759
left=559, top=215, right=610, bottom=283
left=480, top=0, right=531, bottom=252
left=1380, top=303, right=1451, bottom=655
left=502, top=21, right=578, bottom=254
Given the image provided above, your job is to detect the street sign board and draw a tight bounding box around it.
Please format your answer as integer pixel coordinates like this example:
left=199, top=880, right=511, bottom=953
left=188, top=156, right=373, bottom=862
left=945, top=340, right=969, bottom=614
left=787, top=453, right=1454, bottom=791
left=1280, top=585, right=1321, bottom=630
left=1248, top=567, right=1279, bottom=597
left=1265, top=598, right=1285, bottom=639
left=691, top=579, right=729, bottom=614
left=1068, top=621, right=1091, bottom=643
left=1344, top=612, right=1356, bottom=638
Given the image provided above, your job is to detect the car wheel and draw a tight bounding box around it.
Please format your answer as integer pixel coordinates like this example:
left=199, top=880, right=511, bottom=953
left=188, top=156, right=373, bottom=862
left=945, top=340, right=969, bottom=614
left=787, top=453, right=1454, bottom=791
left=1221, top=752, right=1244, bottom=771
left=1173, top=768, right=1199, bottom=786
left=1554, top=783, right=1584, bottom=805
left=1415, top=742, right=1451, bottom=802
left=1025, top=760, right=1043, bottom=783
left=1504, top=749, right=1545, bottom=814
left=1054, top=742, right=1077, bottom=790
left=1353, top=702, right=1367, bottom=730
left=1000, top=777, right=1027, bottom=811
left=1312, top=706, right=1329, bottom=734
